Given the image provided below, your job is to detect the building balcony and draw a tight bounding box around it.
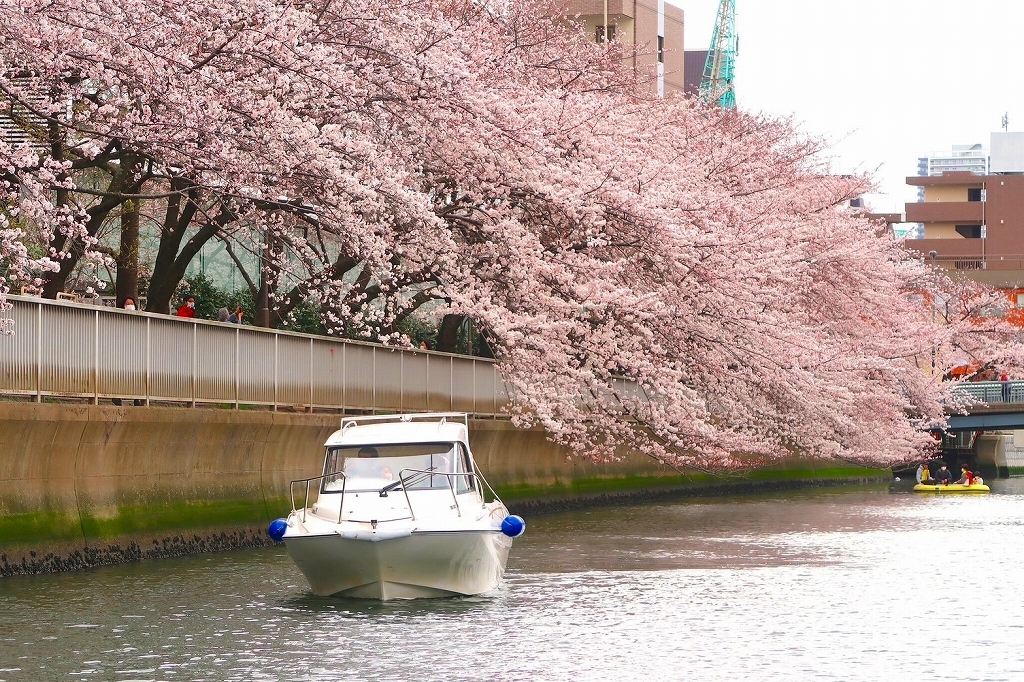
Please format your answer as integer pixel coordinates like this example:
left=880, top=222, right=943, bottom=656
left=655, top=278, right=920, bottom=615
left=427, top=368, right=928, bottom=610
left=905, top=239, right=1024, bottom=275
left=906, top=238, right=983, bottom=260
left=907, top=172, right=985, bottom=187
left=563, top=0, right=635, bottom=18
left=905, top=201, right=984, bottom=223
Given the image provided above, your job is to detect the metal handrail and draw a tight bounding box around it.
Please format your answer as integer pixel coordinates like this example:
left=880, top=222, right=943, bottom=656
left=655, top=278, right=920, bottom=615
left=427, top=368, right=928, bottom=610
left=0, top=294, right=509, bottom=416
left=290, top=457, right=502, bottom=528
left=340, top=412, right=470, bottom=430
left=951, top=381, right=1024, bottom=405
left=391, top=469, right=481, bottom=522
left=1, top=294, right=655, bottom=416
left=289, top=472, right=347, bottom=523
left=473, top=468, right=501, bottom=507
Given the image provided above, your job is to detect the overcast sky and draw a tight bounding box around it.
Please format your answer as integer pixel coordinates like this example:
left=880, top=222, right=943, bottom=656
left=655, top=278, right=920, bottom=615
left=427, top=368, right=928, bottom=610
left=674, top=0, right=1024, bottom=212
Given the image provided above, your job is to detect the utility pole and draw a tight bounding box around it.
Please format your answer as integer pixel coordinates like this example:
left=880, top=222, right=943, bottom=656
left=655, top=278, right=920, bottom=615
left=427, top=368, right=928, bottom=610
left=258, top=230, right=272, bottom=328
left=929, top=250, right=938, bottom=375
left=603, top=0, right=608, bottom=45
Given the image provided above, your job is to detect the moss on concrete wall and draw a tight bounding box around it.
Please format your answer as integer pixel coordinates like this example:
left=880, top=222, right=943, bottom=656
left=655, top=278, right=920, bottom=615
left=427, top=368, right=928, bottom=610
left=0, top=403, right=887, bottom=574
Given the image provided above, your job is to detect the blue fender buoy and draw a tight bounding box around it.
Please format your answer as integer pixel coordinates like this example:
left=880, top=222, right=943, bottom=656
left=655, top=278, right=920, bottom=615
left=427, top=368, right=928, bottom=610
left=501, top=515, right=526, bottom=538
left=268, top=518, right=288, bottom=542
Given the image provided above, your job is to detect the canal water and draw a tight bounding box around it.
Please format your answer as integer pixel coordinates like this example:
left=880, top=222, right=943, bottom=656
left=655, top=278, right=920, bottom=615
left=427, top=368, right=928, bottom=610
left=2, top=482, right=1024, bottom=681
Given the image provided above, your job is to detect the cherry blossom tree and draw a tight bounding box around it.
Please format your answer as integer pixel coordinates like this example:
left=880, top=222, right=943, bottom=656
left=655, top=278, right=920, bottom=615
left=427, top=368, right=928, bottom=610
left=1, top=0, right=1019, bottom=468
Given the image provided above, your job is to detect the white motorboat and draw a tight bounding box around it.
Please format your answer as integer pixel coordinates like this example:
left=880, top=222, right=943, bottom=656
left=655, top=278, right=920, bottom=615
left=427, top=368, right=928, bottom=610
left=269, top=413, right=525, bottom=599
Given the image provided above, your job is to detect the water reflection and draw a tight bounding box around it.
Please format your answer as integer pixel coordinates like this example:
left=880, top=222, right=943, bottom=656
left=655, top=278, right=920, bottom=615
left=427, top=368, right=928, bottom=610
left=2, top=481, right=1024, bottom=681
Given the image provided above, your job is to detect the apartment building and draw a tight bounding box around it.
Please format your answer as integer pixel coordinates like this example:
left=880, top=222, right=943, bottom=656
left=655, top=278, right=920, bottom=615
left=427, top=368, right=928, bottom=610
left=918, top=144, right=990, bottom=178
left=915, top=143, right=989, bottom=203
left=564, top=0, right=685, bottom=96
left=904, top=132, right=1024, bottom=287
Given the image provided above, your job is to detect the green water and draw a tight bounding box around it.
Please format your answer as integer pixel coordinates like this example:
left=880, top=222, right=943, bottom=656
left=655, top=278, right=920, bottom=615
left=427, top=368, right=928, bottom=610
left=2, top=482, right=1024, bottom=681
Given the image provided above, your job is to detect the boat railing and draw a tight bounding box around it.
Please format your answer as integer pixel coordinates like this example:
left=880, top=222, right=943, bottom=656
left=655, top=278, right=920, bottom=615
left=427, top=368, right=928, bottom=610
left=289, top=466, right=503, bottom=525
left=473, top=469, right=503, bottom=508
left=340, top=412, right=470, bottom=434
left=392, top=469, right=484, bottom=521
left=289, top=473, right=348, bottom=524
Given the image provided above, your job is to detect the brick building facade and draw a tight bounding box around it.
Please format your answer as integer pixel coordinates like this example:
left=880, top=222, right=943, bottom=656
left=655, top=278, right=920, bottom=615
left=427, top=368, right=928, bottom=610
left=563, top=0, right=685, bottom=96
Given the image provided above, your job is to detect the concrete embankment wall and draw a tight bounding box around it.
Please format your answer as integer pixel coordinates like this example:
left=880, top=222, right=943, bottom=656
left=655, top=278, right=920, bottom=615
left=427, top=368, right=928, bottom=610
left=975, top=433, right=1024, bottom=478
left=0, top=403, right=887, bottom=575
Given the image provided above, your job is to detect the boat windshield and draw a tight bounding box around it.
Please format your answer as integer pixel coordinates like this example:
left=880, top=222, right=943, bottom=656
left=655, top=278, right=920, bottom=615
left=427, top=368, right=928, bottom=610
left=322, top=442, right=471, bottom=493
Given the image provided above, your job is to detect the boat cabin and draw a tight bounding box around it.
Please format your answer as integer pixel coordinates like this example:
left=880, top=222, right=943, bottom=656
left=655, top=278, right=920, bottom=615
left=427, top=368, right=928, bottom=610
left=322, top=441, right=477, bottom=495
left=308, top=413, right=485, bottom=522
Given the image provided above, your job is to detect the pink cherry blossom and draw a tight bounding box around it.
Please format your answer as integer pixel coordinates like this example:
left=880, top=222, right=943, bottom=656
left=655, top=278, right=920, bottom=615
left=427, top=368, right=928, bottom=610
left=1, top=0, right=1020, bottom=468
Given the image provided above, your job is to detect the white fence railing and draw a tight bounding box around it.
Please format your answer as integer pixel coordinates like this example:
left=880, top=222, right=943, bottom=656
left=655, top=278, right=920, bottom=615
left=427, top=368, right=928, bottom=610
left=952, top=381, right=1024, bottom=405
left=0, top=295, right=508, bottom=415
left=5, top=295, right=1022, bottom=420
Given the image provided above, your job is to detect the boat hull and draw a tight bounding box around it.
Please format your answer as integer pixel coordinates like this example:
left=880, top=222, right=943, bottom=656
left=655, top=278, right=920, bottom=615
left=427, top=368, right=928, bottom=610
left=913, top=483, right=990, bottom=493
left=284, top=529, right=512, bottom=599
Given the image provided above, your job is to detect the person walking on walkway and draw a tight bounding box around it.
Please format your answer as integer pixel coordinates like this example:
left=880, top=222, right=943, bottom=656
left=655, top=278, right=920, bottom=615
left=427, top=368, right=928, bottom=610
left=228, top=306, right=245, bottom=324
left=176, top=296, right=196, bottom=318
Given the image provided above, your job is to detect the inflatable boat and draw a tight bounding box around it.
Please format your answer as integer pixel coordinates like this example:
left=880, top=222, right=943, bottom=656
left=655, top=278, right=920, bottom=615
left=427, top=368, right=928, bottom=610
left=913, top=483, right=990, bottom=493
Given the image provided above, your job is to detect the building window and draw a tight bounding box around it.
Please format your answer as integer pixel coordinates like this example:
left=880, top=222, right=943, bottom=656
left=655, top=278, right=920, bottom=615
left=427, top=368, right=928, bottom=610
left=967, top=188, right=982, bottom=202
left=596, top=25, right=616, bottom=43
left=658, top=36, right=665, bottom=63
left=955, top=225, right=982, bottom=239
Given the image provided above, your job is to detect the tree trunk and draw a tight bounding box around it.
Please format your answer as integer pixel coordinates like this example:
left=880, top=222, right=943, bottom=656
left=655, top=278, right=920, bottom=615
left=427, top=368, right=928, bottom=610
left=145, top=181, right=227, bottom=314
left=268, top=255, right=359, bottom=329
left=42, top=152, right=140, bottom=298
left=41, top=118, right=69, bottom=299
left=145, top=179, right=194, bottom=313
left=116, top=201, right=140, bottom=306
left=477, top=333, right=495, bottom=359
left=436, top=314, right=465, bottom=353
